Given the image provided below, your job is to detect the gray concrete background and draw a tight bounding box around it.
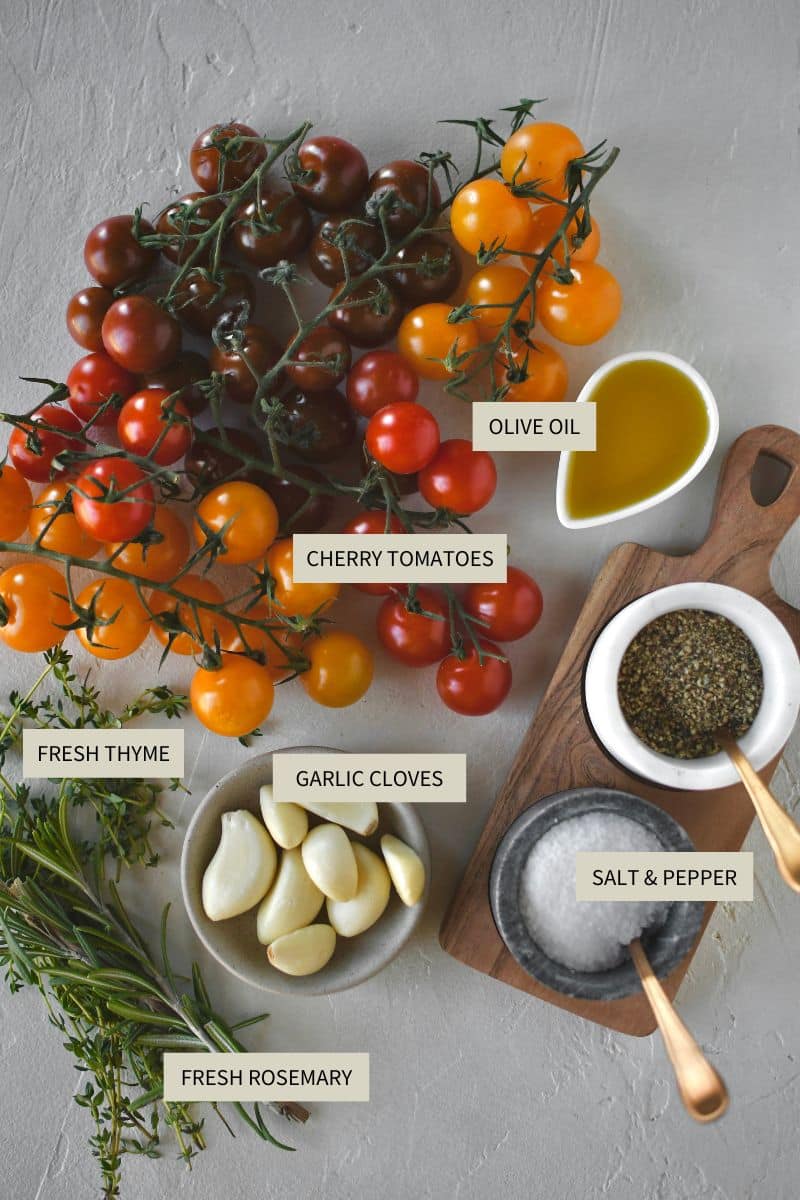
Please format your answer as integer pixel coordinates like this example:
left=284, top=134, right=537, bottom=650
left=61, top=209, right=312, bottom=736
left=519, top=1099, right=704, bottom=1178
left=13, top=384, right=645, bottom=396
left=1, top=0, right=799, bottom=1197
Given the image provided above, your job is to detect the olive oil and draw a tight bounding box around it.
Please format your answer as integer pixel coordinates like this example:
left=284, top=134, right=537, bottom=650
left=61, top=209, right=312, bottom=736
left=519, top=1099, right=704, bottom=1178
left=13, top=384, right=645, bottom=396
left=565, top=359, right=709, bottom=520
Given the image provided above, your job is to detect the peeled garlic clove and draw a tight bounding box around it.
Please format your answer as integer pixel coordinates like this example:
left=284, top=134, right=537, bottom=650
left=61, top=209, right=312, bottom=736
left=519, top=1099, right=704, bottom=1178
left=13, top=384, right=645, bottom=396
left=267, top=924, right=337, bottom=976
left=202, top=810, right=277, bottom=922
left=259, top=783, right=308, bottom=849
left=292, top=798, right=379, bottom=837
left=380, top=834, right=426, bottom=907
left=327, top=843, right=391, bottom=937
left=256, top=846, right=324, bottom=945
left=301, top=824, right=358, bottom=902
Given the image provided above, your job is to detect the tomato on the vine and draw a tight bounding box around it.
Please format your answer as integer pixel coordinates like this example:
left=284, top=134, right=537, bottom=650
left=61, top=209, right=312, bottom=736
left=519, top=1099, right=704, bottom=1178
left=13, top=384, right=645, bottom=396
left=265, top=538, right=340, bottom=617
left=492, top=338, right=568, bottom=403
left=500, top=122, right=584, bottom=199
left=328, top=280, right=403, bottom=348
left=418, top=439, right=497, bottom=514
left=118, top=388, right=192, bottom=465
left=346, top=350, right=419, bottom=418
left=234, top=191, right=313, bottom=266
left=262, top=464, right=334, bottom=534
left=29, top=480, right=99, bottom=558
left=156, top=192, right=224, bottom=265
left=189, top=123, right=266, bottom=193
left=75, top=578, right=150, bottom=660
left=223, top=604, right=303, bottom=679
left=376, top=587, right=450, bottom=667
left=280, top=388, right=356, bottom=463
left=536, top=262, right=622, bottom=345
left=301, top=630, right=373, bottom=707
left=525, top=204, right=600, bottom=264
left=209, top=323, right=282, bottom=406
left=308, top=214, right=382, bottom=286
left=464, top=567, right=543, bottom=642
left=106, top=505, right=189, bottom=583
left=365, top=402, right=440, bottom=475
left=0, top=466, right=32, bottom=541
left=142, top=352, right=211, bottom=416
left=436, top=640, right=512, bottom=715
left=66, top=286, right=114, bottom=352
left=184, top=426, right=269, bottom=491
left=342, top=510, right=404, bottom=595
left=450, top=179, right=533, bottom=257
left=397, top=304, right=481, bottom=381
left=366, top=160, right=440, bottom=234
left=0, top=562, right=72, bottom=652
left=102, top=296, right=181, bottom=374
left=150, top=574, right=231, bottom=655
left=285, top=325, right=351, bottom=392
left=465, top=266, right=532, bottom=337
left=83, top=215, right=156, bottom=288
left=194, top=482, right=279, bottom=566
left=390, top=234, right=461, bottom=304
left=291, top=136, right=368, bottom=212
left=72, top=458, right=155, bottom=542
left=8, top=405, right=83, bottom=483
left=172, top=265, right=255, bottom=335
left=67, top=352, right=138, bottom=425
left=191, top=654, right=275, bottom=737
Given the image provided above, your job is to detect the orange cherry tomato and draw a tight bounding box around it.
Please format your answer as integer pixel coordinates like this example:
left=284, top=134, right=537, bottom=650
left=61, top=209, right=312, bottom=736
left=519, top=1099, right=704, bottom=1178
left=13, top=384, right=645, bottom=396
left=191, top=654, right=275, bottom=737
left=536, top=262, right=622, bottom=345
left=492, top=338, right=568, bottom=403
left=500, top=122, right=585, bottom=199
left=465, top=266, right=532, bottom=337
left=397, top=304, right=480, bottom=381
left=106, top=505, right=190, bottom=583
left=149, top=574, right=234, bottom=655
left=0, top=465, right=32, bottom=541
left=301, top=630, right=373, bottom=707
left=0, top=562, right=72, bottom=652
left=223, top=605, right=304, bottom=680
left=194, top=482, right=279, bottom=566
left=75, top=578, right=150, bottom=660
left=28, top=480, right=100, bottom=558
left=525, top=204, right=600, bottom=264
left=265, top=538, right=340, bottom=618
left=450, top=179, right=534, bottom=257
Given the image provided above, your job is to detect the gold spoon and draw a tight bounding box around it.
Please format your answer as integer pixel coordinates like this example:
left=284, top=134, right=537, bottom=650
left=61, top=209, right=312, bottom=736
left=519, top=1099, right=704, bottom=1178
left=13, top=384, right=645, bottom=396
left=629, top=938, right=729, bottom=1123
left=715, top=730, right=800, bottom=893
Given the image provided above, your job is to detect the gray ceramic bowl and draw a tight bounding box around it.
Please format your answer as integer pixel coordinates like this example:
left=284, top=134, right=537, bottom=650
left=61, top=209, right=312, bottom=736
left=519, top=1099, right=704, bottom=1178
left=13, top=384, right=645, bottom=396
left=181, top=746, right=431, bottom=996
left=489, top=787, right=704, bottom=1001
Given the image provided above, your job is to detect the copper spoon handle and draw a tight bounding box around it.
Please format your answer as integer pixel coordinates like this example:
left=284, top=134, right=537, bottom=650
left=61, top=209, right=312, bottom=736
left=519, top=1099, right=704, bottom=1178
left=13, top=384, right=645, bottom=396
left=630, top=938, right=729, bottom=1123
left=716, top=731, right=800, bottom=893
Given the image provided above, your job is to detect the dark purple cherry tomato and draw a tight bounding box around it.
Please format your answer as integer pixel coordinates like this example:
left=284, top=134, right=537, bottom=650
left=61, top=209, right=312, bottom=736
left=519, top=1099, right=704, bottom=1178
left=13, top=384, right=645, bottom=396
left=233, top=191, right=313, bottom=267
left=285, top=325, right=351, bottom=392
left=307, top=213, right=383, bottom=286
left=262, top=464, right=334, bottom=533
left=83, top=215, right=157, bottom=288
left=290, top=136, right=368, bottom=212
left=367, top=161, right=441, bottom=235
left=156, top=191, right=224, bottom=265
left=328, top=279, right=403, bottom=348
left=346, top=349, right=419, bottom=417
left=172, top=265, right=255, bottom=335
left=66, top=286, right=114, bottom=352
left=391, top=234, right=461, bottom=303
left=142, top=351, right=211, bottom=415
left=189, top=123, right=266, bottom=193
left=209, top=323, right=283, bottom=405
left=279, top=388, right=356, bottom=462
left=185, top=426, right=271, bottom=491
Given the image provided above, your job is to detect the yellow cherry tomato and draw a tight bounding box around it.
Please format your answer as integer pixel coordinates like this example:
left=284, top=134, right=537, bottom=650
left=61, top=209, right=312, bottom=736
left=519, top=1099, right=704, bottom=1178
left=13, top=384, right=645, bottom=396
left=397, top=303, right=481, bottom=380
left=191, top=654, right=275, bottom=737
left=526, top=204, right=600, bottom=264
left=265, top=538, right=339, bottom=617
left=450, top=179, right=534, bottom=257
left=301, top=630, right=373, bottom=708
left=0, top=465, right=32, bottom=541
left=0, top=562, right=72, bottom=651
left=492, top=338, right=568, bottom=403
left=106, top=505, right=189, bottom=582
left=194, top=482, right=279, bottom=565
left=75, top=578, right=150, bottom=660
left=149, top=574, right=235, bottom=655
left=28, top=480, right=100, bottom=558
left=500, top=122, right=585, bottom=199
left=465, top=266, right=532, bottom=338
left=536, top=262, right=622, bottom=345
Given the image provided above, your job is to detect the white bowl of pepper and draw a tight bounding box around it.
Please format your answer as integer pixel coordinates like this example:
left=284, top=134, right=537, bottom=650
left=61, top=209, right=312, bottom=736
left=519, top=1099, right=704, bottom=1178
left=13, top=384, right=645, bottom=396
left=584, top=582, right=800, bottom=790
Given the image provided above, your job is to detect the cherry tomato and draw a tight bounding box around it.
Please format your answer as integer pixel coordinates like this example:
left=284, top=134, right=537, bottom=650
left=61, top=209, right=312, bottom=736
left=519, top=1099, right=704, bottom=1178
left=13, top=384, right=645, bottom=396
left=301, top=630, right=373, bottom=707
left=536, top=262, right=622, bottom=345
left=106, top=505, right=189, bottom=583
left=209, top=322, right=282, bottom=406
left=266, top=538, right=340, bottom=617
left=450, top=179, right=534, bottom=257
left=156, top=191, right=224, bottom=265
left=83, top=215, right=156, bottom=288
left=223, top=604, right=303, bottom=679
left=75, top=578, right=149, bottom=660
left=191, top=654, right=275, bottom=737
left=172, top=265, right=255, bottom=335
left=72, top=458, right=155, bottom=542
left=66, top=286, right=114, bottom=352
left=366, top=160, right=440, bottom=234
left=291, top=136, right=368, bottom=212
left=328, top=279, right=403, bottom=348
left=346, top=350, right=419, bottom=418
left=492, top=338, right=568, bottom=403
left=342, top=510, right=404, bottom=596
left=391, top=234, right=461, bottom=303
left=150, top=574, right=231, bottom=655
left=102, top=296, right=181, bottom=374
left=67, top=352, right=138, bottom=425
left=397, top=304, right=480, bottom=381
left=500, top=122, right=584, bottom=199
left=142, top=351, right=211, bottom=416
left=307, top=214, right=382, bottom=286
left=117, top=388, right=192, bottom=465
left=234, top=191, right=313, bottom=266
left=418, top=439, right=497, bottom=514
left=0, top=562, right=72, bottom=652
left=0, top=466, right=32, bottom=541
left=465, top=266, right=532, bottom=337
left=365, top=402, right=440, bottom=475
left=29, top=480, right=99, bottom=558
left=377, top=587, right=450, bottom=667
left=525, top=204, right=600, bottom=264
left=464, top=567, right=543, bottom=642
left=184, top=426, right=271, bottom=491
left=262, top=464, right=334, bottom=534
left=194, top=482, right=279, bottom=566
left=436, top=640, right=512, bottom=715
left=280, top=388, right=356, bottom=463
left=285, top=325, right=351, bottom=392
left=189, top=123, right=266, bottom=193
left=8, top=405, right=83, bottom=482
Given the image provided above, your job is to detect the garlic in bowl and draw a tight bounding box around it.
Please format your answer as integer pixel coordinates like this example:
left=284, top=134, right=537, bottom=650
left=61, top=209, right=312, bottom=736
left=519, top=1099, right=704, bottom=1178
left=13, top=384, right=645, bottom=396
left=181, top=747, right=431, bottom=995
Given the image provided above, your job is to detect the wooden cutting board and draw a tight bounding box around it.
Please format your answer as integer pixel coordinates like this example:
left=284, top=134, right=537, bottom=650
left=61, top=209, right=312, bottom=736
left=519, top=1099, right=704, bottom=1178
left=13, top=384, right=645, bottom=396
left=439, top=424, right=800, bottom=1036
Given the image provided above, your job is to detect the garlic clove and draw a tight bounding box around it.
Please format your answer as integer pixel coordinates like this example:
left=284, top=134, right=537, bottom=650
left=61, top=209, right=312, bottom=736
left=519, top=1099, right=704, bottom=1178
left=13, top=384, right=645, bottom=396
left=202, top=810, right=277, bottom=922
left=291, top=798, right=379, bottom=836
left=327, top=843, right=391, bottom=937
left=301, top=824, right=358, bottom=902
left=256, top=846, right=324, bottom=945
left=380, top=834, right=426, bottom=907
left=259, top=783, right=308, bottom=849
left=267, top=924, right=337, bottom=976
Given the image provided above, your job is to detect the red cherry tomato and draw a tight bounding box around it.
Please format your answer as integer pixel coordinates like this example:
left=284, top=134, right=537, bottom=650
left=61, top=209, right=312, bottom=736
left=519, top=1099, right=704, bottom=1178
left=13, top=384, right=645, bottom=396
left=291, top=136, right=368, bottom=212
left=72, top=458, right=155, bottom=542
left=464, top=567, right=543, bottom=642
left=346, top=350, right=419, bottom=418
left=101, top=296, right=181, bottom=374
left=436, top=640, right=512, bottom=715
left=66, top=286, right=114, bottom=352
left=377, top=587, right=450, bottom=667
left=83, top=215, right=156, bottom=288
left=189, top=123, right=266, bottom=193
left=8, top=405, right=83, bottom=482
left=418, top=439, right=497, bottom=514
left=67, top=352, right=138, bottom=425
left=365, top=403, right=440, bottom=475
left=342, top=510, right=404, bottom=596
left=117, top=388, right=192, bottom=465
